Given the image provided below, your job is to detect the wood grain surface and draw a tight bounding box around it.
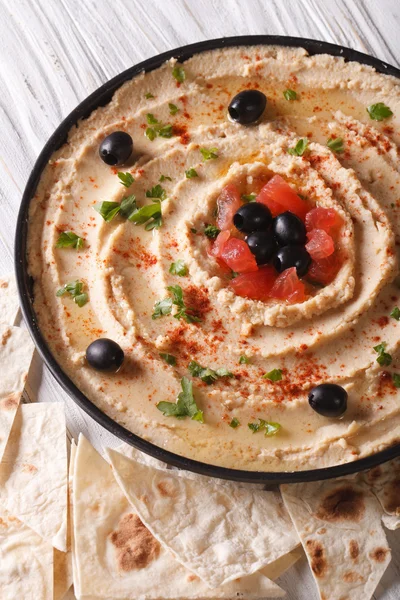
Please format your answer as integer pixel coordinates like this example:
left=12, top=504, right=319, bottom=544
left=0, top=0, right=399, bottom=597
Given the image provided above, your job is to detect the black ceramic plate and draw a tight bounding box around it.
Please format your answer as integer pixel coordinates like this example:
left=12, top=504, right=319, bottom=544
left=15, top=35, right=400, bottom=484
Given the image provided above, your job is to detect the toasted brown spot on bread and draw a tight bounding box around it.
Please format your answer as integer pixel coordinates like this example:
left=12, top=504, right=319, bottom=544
left=343, top=570, right=363, bottom=583
left=366, top=466, right=382, bottom=483
left=315, top=485, right=365, bottom=522
left=349, top=540, right=359, bottom=560
left=0, top=281, right=8, bottom=289
left=156, top=479, right=176, bottom=498
left=187, top=574, right=199, bottom=582
left=317, top=527, right=326, bottom=535
left=306, top=539, right=327, bottom=578
left=21, top=463, right=38, bottom=473
left=0, top=393, right=19, bottom=410
left=1, top=329, right=11, bottom=346
left=110, top=513, right=160, bottom=571
left=382, top=478, right=400, bottom=514
left=0, top=518, right=7, bottom=527
left=370, top=547, right=390, bottom=563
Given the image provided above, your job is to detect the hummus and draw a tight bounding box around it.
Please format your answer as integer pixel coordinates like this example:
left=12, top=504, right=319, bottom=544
left=27, top=45, right=400, bottom=471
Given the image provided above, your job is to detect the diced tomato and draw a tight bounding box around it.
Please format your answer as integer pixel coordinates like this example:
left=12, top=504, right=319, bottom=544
left=256, top=175, right=308, bottom=220
left=210, top=230, right=230, bottom=258
left=270, top=267, right=306, bottom=304
left=216, top=184, right=242, bottom=231
left=305, top=229, right=335, bottom=260
left=220, top=238, right=258, bottom=273
left=307, top=254, right=342, bottom=285
left=305, top=207, right=343, bottom=235
left=230, top=266, right=277, bottom=300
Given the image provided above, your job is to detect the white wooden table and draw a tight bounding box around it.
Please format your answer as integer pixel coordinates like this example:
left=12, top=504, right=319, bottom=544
left=0, top=0, right=399, bottom=597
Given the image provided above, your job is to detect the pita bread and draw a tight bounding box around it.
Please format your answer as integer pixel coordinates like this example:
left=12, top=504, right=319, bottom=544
left=107, top=447, right=299, bottom=589
left=362, top=458, right=400, bottom=530
left=0, top=402, right=68, bottom=551
left=0, top=273, right=20, bottom=326
left=54, top=442, right=75, bottom=599
left=0, top=506, right=53, bottom=600
left=73, top=435, right=284, bottom=599
left=281, top=479, right=391, bottom=600
left=0, top=324, right=34, bottom=461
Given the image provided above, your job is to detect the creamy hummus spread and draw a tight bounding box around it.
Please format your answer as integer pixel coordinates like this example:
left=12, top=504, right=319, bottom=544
left=27, top=45, right=400, bottom=471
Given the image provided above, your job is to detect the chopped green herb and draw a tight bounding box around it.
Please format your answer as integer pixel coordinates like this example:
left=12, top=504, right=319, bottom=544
left=373, top=342, right=392, bottom=367
left=241, top=193, right=256, bottom=202
left=169, top=103, right=179, bottom=115
left=283, top=89, right=298, bottom=101
left=146, top=185, right=167, bottom=201
left=367, top=102, right=393, bottom=121
left=188, top=360, right=233, bottom=385
left=94, top=201, right=121, bottom=222
left=56, top=280, right=88, bottom=307
left=119, top=195, right=138, bottom=219
left=231, top=271, right=238, bottom=279
left=160, top=353, right=176, bottom=366
left=152, top=297, right=173, bottom=319
left=145, top=92, right=155, bottom=99
left=117, top=171, right=134, bottom=187
left=288, top=138, right=309, bottom=156
left=157, top=376, right=203, bottom=422
left=327, top=137, right=345, bottom=153
left=230, top=417, right=240, bottom=428
left=200, top=147, right=218, bottom=161
left=169, top=260, right=188, bottom=277
left=185, top=168, right=198, bottom=179
left=145, top=127, right=157, bottom=141
left=190, top=228, right=197, bottom=234
left=390, top=307, right=400, bottom=320
left=159, top=124, right=173, bottom=138
left=145, top=115, right=173, bottom=140
left=56, top=231, right=84, bottom=250
left=393, top=373, right=400, bottom=388
left=263, top=369, right=282, bottom=382
left=172, top=66, right=186, bottom=83
left=130, top=200, right=163, bottom=230
left=204, top=224, right=220, bottom=239
left=248, top=419, right=281, bottom=437
left=152, top=285, right=201, bottom=323
left=159, top=174, right=172, bottom=182
left=239, top=355, right=251, bottom=364
left=146, top=113, right=159, bottom=125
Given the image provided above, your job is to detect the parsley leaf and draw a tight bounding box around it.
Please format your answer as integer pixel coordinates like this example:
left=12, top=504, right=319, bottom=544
left=152, top=285, right=201, bottom=323
left=283, top=89, right=298, bottom=101
left=288, top=138, right=309, bottom=156
left=94, top=201, right=121, bottom=222
left=169, top=260, right=188, bottom=277
left=248, top=419, right=281, bottom=437
left=145, top=127, right=157, bottom=141
left=188, top=360, right=233, bottom=385
left=56, top=280, right=88, bottom=307
left=169, top=103, right=179, bottom=115
left=373, top=342, right=392, bottom=366
left=200, top=147, right=218, bottom=161
left=393, top=373, right=400, bottom=388
left=145, top=115, right=173, bottom=140
left=157, top=376, right=203, bottom=422
left=204, top=224, right=220, bottom=239
left=230, top=417, right=240, bottom=428
left=263, top=369, right=282, bottom=382
left=190, top=228, right=197, bottom=234
left=241, top=193, right=256, bottom=202
left=130, top=200, right=163, bottom=230
left=146, top=185, right=167, bottom=201
left=146, top=113, right=158, bottom=125
left=185, top=168, right=198, bottom=179
left=367, top=102, right=393, bottom=121
left=239, top=355, right=251, bottom=364
left=145, top=92, right=155, bottom=99
left=160, top=353, right=176, bottom=366
left=56, top=231, right=84, bottom=250
left=327, top=137, right=345, bottom=153
left=152, top=297, right=173, bottom=319
left=117, top=171, right=134, bottom=187
left=172, top=66, right=186, bottom=83
left=158, top=124, right=173, bottom=138
left=119, top=195, right=138, bottom=219
left=159, top=174, right=172, bottom=182
left=390, top=307, right=400, bottom=320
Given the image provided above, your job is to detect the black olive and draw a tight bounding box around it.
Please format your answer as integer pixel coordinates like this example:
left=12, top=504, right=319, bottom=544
left=272, top=245, right=311, bottom=277
left=228, top=90, right=267, bottom=125
left=99, top=132, right=133, bottom=166
left=86, top=338, right=124, bottom=372
left=246, top=231, right=277, bottom=265
left=308, top=383, right=348, bottom=417
left=233, top=203, right=272, bottom=233
left=273, top=211, right=306, bottom=246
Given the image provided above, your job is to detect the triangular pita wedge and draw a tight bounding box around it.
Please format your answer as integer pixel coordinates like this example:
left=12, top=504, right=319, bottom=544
left=362, top=458, right=400, bottom=530
left=281, top=479, right=391, bottom=600
left=261, top=545, right=303, bottom=581
left=0, top=273, right=20, bottom=326
left=0, top=506, right=53, bottom=600
left=0, top=402, right=68, bottom=551
left=0, top=324, right=34, bottom=461
left=107, top=447, right=299, bottom=589
left=73, top=435, right=284, bottom=599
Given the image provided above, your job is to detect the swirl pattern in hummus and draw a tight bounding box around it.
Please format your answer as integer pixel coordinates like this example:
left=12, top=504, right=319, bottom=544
left=28, top=46, right=400, bottom=471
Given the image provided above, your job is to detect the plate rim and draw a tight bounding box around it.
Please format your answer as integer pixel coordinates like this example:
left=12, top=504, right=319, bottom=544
left=15, top=34, right=400, bottom=485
